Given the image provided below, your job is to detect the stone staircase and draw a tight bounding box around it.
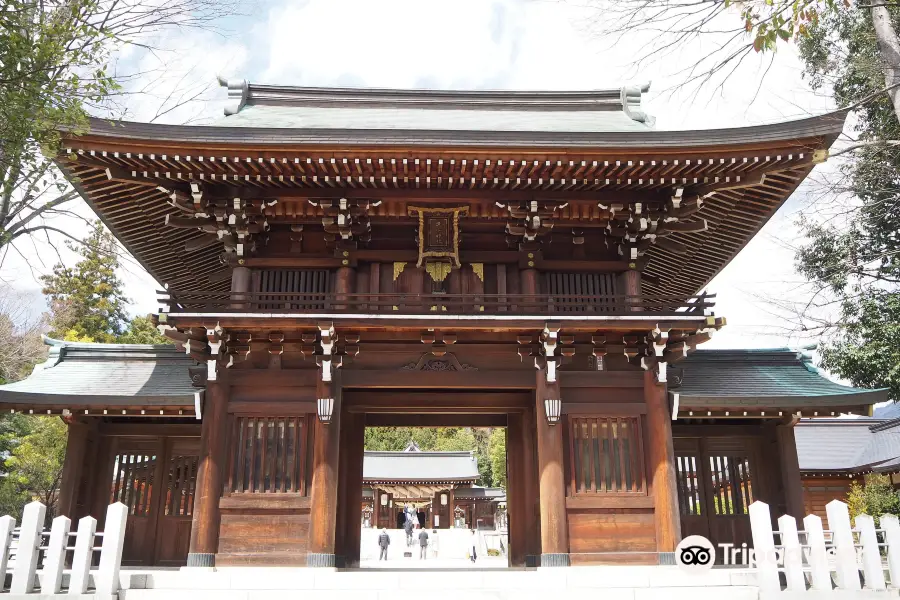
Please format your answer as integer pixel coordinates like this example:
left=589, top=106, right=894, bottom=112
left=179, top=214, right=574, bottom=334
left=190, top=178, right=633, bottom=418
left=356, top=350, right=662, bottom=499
left=116, top=565, right=760, bottom=600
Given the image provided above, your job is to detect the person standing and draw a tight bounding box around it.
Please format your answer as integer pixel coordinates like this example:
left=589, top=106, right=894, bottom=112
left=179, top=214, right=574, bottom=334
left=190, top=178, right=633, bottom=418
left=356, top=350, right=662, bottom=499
left=404, top=517, right=414, bottom=547
left=378, top=528, right=390, bottom=561
left=418, top=528, right=429, bottom=559
left=470, top=529, right=478, bottom=563
left=431, top=529, right=439, bottom=558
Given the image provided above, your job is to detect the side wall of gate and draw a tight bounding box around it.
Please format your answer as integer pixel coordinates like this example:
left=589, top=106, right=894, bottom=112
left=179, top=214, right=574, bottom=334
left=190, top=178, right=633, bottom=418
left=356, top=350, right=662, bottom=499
left=61, top=421, right=201, bottom=567
left=672, top=422, right=803, bottom=550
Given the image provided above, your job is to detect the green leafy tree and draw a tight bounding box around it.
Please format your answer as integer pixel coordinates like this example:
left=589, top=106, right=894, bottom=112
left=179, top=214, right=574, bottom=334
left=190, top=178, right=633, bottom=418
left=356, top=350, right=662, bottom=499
left=363, top=426, right=502, bottom=487
left=791, top=5, right=900, bottom=401
left=119, top=314, right=167, bottom=344
left=488, top=428, right=507, bottom=488
left=0, top=417, right=67, bottom=520
left=0, top=0, right=240, bottom=257
left=41, top=222, right=129, bottom=343
left=848, top=474, right=900, bottom=526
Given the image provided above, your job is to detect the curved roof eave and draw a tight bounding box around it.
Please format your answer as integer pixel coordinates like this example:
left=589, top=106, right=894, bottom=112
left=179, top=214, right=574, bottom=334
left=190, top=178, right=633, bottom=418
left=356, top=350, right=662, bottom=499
left=76, top=109, right=848, bottom=150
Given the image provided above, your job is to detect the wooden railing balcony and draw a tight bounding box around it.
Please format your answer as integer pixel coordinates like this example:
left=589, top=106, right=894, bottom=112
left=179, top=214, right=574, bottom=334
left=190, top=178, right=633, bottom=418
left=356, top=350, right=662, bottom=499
left=157, top=291, right=715, bottom=317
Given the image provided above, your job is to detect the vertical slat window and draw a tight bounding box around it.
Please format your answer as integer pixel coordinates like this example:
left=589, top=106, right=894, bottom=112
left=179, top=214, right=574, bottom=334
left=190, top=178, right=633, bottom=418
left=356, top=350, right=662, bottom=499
left=110, top=453, right=156, bottom=515
left=676, top=455, right=703, bottom=516
left=164, top=455, right=198, bottom=517
left=569, top=416, right=645, bottom=495
left=228, top=416, right=306, bottom=494
left=257, top=269, right=332, bottom=310
left=706, top=455, right=754, bottom=515
left=544, top=273, right=618, bottom=312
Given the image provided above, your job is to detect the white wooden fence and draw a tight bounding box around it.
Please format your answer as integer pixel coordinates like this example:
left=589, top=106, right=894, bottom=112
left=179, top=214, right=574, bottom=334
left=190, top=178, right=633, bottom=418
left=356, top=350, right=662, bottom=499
left=0, top=501, right=127, bottom=597
left=750, top=499, right=900, bottom=593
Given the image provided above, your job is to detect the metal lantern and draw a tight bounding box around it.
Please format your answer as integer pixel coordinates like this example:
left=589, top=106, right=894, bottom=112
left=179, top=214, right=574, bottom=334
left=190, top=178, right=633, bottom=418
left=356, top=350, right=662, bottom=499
left=317, top=397, right=334, bottom=423
left=441, top=493, right=448, bottom=506
left=544, top=398, right=562, bottom=425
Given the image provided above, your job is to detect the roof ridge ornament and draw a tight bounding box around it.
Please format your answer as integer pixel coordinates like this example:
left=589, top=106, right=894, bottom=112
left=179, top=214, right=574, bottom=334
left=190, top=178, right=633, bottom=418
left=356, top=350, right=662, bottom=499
left=621, top=82, right=655, bottom=126
left=217, top=75, right=249, bottom=116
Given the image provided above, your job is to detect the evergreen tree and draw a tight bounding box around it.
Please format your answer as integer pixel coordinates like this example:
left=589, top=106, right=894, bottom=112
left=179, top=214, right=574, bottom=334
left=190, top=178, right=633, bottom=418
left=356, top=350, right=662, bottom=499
left=119, top=314, right=167, bottom=344
left=41, top=222, right=129, bottom=343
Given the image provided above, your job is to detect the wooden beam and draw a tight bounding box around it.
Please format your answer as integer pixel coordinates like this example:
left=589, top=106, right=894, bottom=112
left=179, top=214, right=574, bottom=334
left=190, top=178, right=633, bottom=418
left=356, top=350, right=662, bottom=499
left=341, top=370, right=535, bottom=390
left=364, top=413, right=508, bottom=427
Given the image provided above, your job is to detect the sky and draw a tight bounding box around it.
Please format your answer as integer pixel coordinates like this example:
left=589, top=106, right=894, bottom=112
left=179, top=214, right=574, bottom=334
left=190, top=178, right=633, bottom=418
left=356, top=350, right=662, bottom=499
left=2, top=0, right=848, bottom=352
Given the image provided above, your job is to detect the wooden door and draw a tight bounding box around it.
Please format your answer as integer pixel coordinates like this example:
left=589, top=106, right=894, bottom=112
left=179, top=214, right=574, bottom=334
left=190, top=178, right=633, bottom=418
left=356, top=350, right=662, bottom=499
left=107, top=436, right=199, bottom=566
left=154, top=438, right=200, bottom=565
left=675, top=437, right=757, bottom=549
left=109, top=438, right=166, bottom=566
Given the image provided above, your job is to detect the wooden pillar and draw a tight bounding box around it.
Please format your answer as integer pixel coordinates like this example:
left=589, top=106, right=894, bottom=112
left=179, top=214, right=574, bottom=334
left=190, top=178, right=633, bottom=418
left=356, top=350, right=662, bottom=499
left=535, top=370, right=569, bottom=566
left=521, top=398, right=541, bottom=565
left=57, top=420, right=89, bottom=519
left=644, top=370, right=681, bottom=557
left=618, top=269, right=641, bottom=311
left=521, top=267, right=538, bottom=313
left=336, top=409, right=364, bottom=567
left=231, top=266, right=251, bottom=309
left=187, top=377, right=229, bottom=566
left=777, top=423, right=805, bottom=520
left=506, top=413, right=526, bottom=567
left=334, top=265, right=354, bottom=310
left=307, top=372, right=342, bottom=567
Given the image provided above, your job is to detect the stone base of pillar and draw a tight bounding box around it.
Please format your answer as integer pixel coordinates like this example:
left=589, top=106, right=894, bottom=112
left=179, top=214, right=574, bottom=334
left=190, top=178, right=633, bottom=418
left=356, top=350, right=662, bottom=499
left=307, top=552, right=336, bottom=567
left=186, top=553, right=215, bottom=567
left=540, top=553, right=570, bottom=567
left=658, top=552, right=676, bottom=565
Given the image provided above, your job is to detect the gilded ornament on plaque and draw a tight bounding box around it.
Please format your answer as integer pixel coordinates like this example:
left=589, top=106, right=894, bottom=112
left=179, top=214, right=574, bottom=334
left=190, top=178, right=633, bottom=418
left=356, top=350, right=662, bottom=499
left=407, top=206, right=468, bottom=268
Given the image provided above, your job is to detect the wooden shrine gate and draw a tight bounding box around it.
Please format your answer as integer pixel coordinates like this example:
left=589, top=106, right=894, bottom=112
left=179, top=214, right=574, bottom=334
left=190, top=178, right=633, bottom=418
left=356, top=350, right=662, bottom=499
left=673, top=436, right=758, bottom=549
left=107, top=436, right=200, bottom=566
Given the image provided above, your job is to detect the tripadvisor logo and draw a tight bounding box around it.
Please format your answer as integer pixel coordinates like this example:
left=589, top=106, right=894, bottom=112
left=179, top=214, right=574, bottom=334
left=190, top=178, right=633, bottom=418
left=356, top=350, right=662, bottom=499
left=676, top=535, right=715, bottom=573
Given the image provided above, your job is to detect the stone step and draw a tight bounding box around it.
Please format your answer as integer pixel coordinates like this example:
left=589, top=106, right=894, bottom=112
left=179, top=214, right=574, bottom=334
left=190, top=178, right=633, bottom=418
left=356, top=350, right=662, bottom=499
left=120, top=566, right=757, bottom=600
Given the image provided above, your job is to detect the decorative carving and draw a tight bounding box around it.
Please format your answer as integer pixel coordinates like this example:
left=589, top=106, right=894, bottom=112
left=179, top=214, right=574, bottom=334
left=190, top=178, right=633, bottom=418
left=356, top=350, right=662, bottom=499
left=602, top=189, right=708, bottom=261
left=401, top=353, right=477, bottom=371
left=309, top=197, right=381, bottom=252
left=393, top=262, right=407, bottom=280
left=471, top=263, right=484, bottom=282
left=408, top=206, right=467, bottom=267
left=163, top=184, right=274, bottom=259
left=497, top=200, right=566, bottom=251
left=425, top=262, right=452, bottom=282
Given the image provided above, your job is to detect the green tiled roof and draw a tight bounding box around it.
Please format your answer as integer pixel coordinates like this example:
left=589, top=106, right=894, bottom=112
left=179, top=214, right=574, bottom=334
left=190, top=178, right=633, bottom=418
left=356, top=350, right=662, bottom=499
left=669, top=348, right=887, bottom=412
left=0, top=337, right=200, bottom=409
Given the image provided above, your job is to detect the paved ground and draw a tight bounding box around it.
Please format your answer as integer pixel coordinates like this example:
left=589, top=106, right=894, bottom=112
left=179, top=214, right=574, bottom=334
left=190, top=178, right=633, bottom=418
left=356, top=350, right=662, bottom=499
left=360, top=555, right=509, bottom=569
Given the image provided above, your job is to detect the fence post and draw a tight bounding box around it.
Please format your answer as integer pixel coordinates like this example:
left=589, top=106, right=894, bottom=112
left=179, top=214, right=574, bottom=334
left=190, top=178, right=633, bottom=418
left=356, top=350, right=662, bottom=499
left=69, top=515, right=97, bottom=595
left=11, top=501, right=46, bottom=593
left=749, top=501, right=780, bottom=592
left=95, top=502, right=128, bottom=597
left=0, top=515, right=15, bottom=589
left=44, top=515, right=72, bottom=593
left=777, top=514, right=805, bottom=591
left=855, top=514, right=886, bottom=590
left=826, top=499, right=861, bottom=590
left=881, top=514, right=900, bottom=588
left=803, top=514, right=832, bottom=591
